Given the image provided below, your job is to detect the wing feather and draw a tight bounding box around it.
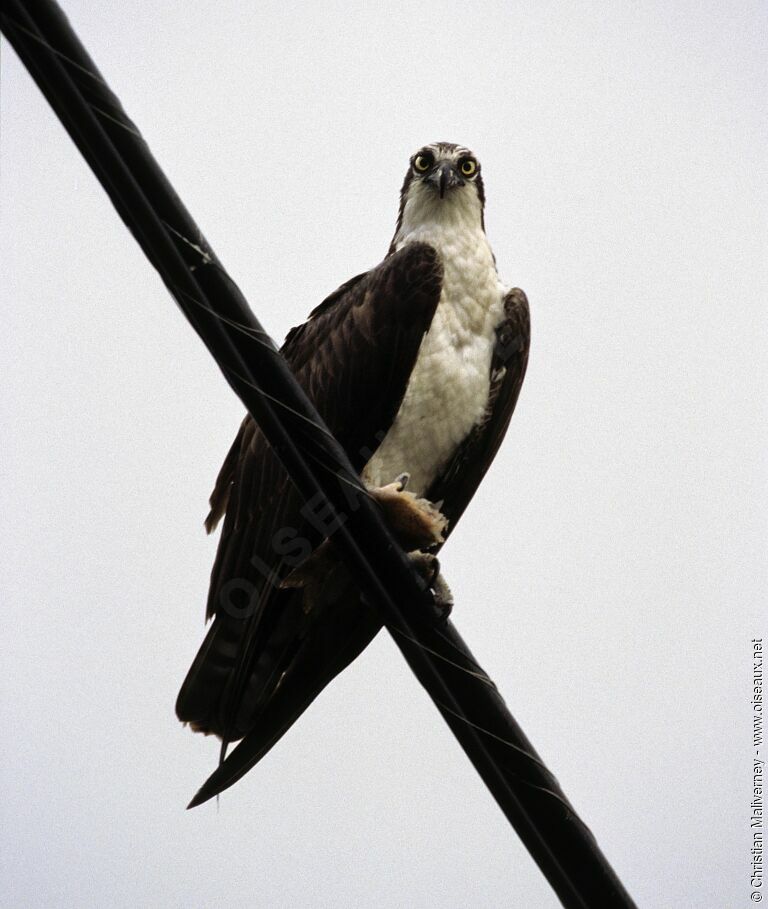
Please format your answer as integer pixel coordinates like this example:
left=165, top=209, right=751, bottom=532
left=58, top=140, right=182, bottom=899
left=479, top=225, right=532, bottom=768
left=426, top=287, right=531, bottom=531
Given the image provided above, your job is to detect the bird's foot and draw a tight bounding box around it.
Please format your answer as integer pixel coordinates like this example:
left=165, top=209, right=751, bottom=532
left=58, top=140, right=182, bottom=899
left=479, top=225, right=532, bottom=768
left=409, top=551, right=453, bottom=620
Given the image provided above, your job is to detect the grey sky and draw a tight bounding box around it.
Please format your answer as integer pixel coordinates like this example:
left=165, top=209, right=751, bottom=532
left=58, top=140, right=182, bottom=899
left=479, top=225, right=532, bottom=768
left=1, top=1, right=766, bottom=906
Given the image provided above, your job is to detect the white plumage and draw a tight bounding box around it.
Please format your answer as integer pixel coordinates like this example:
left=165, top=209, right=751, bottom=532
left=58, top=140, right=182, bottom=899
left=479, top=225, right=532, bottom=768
left=363, top=150, right=507, bottom=495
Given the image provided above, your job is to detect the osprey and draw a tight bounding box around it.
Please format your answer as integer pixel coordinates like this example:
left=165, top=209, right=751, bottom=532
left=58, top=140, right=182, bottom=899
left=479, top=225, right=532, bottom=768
left=177, top=142, right=530, bottom=806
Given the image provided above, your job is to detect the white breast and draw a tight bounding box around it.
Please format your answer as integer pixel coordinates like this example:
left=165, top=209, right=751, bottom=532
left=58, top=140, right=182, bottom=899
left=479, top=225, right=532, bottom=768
left=364, top=192, right=507, bottom=495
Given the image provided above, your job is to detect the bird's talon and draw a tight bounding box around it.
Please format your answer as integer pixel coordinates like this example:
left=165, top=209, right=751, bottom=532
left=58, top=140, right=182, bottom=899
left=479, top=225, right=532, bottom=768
left=409, top=551, right=453, bottom=620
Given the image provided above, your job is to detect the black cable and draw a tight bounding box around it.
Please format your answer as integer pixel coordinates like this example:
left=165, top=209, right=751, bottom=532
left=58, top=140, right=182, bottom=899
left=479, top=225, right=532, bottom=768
left=1, top=4, right=637, bottom=906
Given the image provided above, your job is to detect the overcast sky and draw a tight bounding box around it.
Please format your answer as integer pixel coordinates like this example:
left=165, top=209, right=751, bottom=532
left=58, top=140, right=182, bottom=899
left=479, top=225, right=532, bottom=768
left=1, top=2, right=766, bottom=907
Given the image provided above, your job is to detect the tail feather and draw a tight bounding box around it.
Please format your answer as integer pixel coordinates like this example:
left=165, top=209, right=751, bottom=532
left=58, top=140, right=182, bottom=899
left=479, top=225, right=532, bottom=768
left=178, top=587, right=382, bottom=806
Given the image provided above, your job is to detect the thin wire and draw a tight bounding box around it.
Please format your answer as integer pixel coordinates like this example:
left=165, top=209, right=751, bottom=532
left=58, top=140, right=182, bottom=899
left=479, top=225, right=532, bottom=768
left=389, top=625, right=496, bottom=687
left=436, top=697, right=580, bottom=816
left=220, top=364, right=339, bottom=441
left=3, top=15, right=108, bottom=84
left=171, top=282, right=277, bottom=345
left=89, top=102, right=141, bottom=137
left=162, top=221, right=213, bottom=265
left=300, top=445, right=372, bottom=498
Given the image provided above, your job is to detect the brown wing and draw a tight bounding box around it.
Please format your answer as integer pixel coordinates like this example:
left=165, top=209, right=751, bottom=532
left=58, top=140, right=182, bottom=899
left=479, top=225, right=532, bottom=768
left=426, top=287, right=531, bottom=532
left=182, top=282, right=530, bottom=810
left=176, top=242, right=443, bottom=745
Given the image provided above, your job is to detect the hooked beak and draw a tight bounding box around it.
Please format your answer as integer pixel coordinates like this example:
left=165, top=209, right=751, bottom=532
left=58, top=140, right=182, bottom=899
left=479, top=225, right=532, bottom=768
left=427, top=162, right=465, bottom=199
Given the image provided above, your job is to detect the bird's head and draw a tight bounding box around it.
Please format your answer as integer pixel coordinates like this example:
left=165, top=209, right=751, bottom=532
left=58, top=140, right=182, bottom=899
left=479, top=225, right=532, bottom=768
left=391, top=142, right=486, bottom=250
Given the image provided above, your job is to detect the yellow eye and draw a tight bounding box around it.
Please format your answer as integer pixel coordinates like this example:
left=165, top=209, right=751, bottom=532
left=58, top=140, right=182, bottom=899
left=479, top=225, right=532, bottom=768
left=460, top=158, right=477, bottom=176
left=414, top=154, right=433, bottom=172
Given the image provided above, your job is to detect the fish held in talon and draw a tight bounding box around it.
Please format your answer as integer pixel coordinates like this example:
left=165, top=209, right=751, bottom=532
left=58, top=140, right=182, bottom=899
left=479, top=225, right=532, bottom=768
left=280, top=477, right=449, bottom=612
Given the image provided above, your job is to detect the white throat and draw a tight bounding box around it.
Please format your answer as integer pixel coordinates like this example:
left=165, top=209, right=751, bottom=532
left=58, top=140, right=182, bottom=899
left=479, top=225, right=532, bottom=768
left=364, top=184, right=508, bottom=496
